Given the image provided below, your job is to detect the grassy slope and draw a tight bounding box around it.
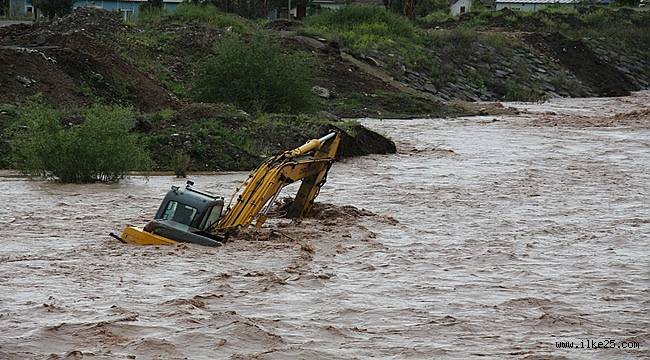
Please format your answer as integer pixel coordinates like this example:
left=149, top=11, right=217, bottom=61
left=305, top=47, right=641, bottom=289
left=125, top=5, right=461, bottom=118
left=301, top=5, right=649, bottom=101
left=0, top=6, right=401, bottom=172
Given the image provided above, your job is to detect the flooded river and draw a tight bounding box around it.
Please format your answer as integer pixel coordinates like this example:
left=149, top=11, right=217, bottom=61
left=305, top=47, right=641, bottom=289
left=1, top=93, right=648, bottom=359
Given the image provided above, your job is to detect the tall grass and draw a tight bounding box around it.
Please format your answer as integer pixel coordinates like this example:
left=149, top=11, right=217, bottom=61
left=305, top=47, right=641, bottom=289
left=303, top=5, right=419, bottom=53
left=138, top=3, right=252, bottom=31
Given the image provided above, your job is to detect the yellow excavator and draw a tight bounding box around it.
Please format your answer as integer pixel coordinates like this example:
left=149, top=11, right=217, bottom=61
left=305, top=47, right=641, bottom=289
left=112, top=132, right=341, bottom=247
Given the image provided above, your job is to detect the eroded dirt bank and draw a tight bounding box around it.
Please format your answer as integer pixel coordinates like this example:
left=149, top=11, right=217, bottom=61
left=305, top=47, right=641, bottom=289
left=0, top=92, right=648, bottom=359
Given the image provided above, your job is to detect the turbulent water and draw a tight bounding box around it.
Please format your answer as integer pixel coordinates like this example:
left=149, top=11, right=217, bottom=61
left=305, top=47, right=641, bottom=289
left=1, top=93, right=648, bottom=359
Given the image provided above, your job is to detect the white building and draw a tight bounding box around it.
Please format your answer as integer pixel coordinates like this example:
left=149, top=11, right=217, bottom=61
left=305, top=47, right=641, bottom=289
left=495, top=0, right=578, bottom=12
left=450, top=0, right=472, bottom=16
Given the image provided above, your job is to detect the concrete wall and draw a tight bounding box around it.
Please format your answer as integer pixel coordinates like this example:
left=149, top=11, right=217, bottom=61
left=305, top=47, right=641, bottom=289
left=450, top=0, right=472, bottom=16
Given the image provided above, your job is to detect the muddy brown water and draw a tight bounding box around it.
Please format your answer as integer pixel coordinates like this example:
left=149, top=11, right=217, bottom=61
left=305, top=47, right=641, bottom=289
left=1, top=93, right=649, bottom=359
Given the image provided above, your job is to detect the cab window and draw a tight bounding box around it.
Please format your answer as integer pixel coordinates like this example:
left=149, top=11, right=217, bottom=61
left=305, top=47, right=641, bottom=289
left=161, top=200, right=198, bottom=226
left=199, top=204, right=223, bottom=230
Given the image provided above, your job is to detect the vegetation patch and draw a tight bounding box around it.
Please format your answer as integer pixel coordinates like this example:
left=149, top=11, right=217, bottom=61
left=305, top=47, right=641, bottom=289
left=192, top=35, right=317, bottom=114
left=138, top=3, right=253, bottom=32
left=302, top=5, right=431, bottom=73
left=9, top=102, right=151, bottom=183
left=328, top=90, right=464, bottom=118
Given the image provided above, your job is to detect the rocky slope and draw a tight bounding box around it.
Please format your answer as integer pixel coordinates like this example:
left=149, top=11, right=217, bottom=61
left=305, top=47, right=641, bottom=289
left=302, top=6, right=648, bottom=103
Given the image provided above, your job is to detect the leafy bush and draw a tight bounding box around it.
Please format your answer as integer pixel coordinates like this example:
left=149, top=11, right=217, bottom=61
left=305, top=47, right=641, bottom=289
left=11, top=103, right=151, bottom=183
left=504, top=80, right=546, bottom=102
left=427, top=28, right=478, bottom=57
left=171, top=151, right=191, bottom=177
left=139, top=0, right=164, bottom=13
left=192, top=35, right=316, bottom=114
left=208, top=0, right=272, bottom=19
left=579, top=8, right=610, bottom=27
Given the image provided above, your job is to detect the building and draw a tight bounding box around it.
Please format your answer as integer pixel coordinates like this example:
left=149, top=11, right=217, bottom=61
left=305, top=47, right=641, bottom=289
left=7, top=0, right=182, bottom=20
left=450, top=0, right=472, bottom=15
left=7, top=0, right=33, bottom=17
left=495, top=0, right=578, bottom=12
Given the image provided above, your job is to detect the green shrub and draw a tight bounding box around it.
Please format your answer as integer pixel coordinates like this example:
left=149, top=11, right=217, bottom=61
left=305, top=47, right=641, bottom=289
left=33, top=0, right=73, bottom=18
left=192, top=35, right=316, bottom=114
left=415, top=0, right=449, bottom=17
left=580, top=8, right=609, bottom=27
left=171, top=151, right=191, bottom=177
left=480, top=32, right=511, bottom=53
left=139, top=0, right=164, bottom=14
left=11, top=103, right=151, bottom=183
left=427, top=28, right=478, bottom=57
left=136, top=6, right=168, bottom=25
left=0, top=104, right=17, bottom=169
left=504, top=80, right=545, bottom=102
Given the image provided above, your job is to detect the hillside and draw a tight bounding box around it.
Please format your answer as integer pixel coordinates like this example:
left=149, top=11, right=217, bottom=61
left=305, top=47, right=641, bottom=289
left=0, top=8, right=401, bottom=172
left=1, top=5, right=648, bottom=173
left=302, top=5, right=649, bottom=102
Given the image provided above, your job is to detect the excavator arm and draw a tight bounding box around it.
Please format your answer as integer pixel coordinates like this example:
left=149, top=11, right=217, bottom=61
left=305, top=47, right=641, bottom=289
left=117, top=132, right=341, bottom=247
left=215, top=132, right=340, bottom=232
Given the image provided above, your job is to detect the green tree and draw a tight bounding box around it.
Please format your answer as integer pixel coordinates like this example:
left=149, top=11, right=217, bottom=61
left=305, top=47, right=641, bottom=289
left=192, top=35, right=317, bottom=114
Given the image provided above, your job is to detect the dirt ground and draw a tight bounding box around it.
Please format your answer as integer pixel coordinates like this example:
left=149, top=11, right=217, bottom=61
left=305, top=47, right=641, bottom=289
left=523, top=32, right=637, bottom=97
left=0, top=9, right=178, bottom=111
left=0, top=92, right=648, bottom=359
left=0, top=20, right=32, bottom=27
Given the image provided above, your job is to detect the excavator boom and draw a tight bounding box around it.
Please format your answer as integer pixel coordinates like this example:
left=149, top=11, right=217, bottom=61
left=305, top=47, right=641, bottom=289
left=216, top=132, right=340, bottom=231
left=116, top=132, right=341, bottom=247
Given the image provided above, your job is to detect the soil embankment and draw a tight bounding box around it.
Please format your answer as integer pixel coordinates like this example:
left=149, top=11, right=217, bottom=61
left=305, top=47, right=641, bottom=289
left=0, top=11, right=179, bottom=111
left=523, top=32, right=639, bottom=97
left=340, top=7, right=649, bottom=102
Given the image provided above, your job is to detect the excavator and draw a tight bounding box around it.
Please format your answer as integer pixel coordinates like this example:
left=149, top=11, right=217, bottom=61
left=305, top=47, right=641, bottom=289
left=112, top=132, right=341, bottom=247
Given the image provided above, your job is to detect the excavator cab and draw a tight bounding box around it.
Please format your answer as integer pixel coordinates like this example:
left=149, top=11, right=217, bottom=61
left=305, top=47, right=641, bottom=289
left=115, top=132, right=341, bottom=247
left=134, top=181, right=226, bottom=247
left=154, top=181, right=224, bottom=231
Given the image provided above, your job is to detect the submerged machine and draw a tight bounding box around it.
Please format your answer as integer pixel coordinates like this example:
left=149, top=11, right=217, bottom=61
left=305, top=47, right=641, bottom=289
left=113, top=132, right=341, bottom=247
